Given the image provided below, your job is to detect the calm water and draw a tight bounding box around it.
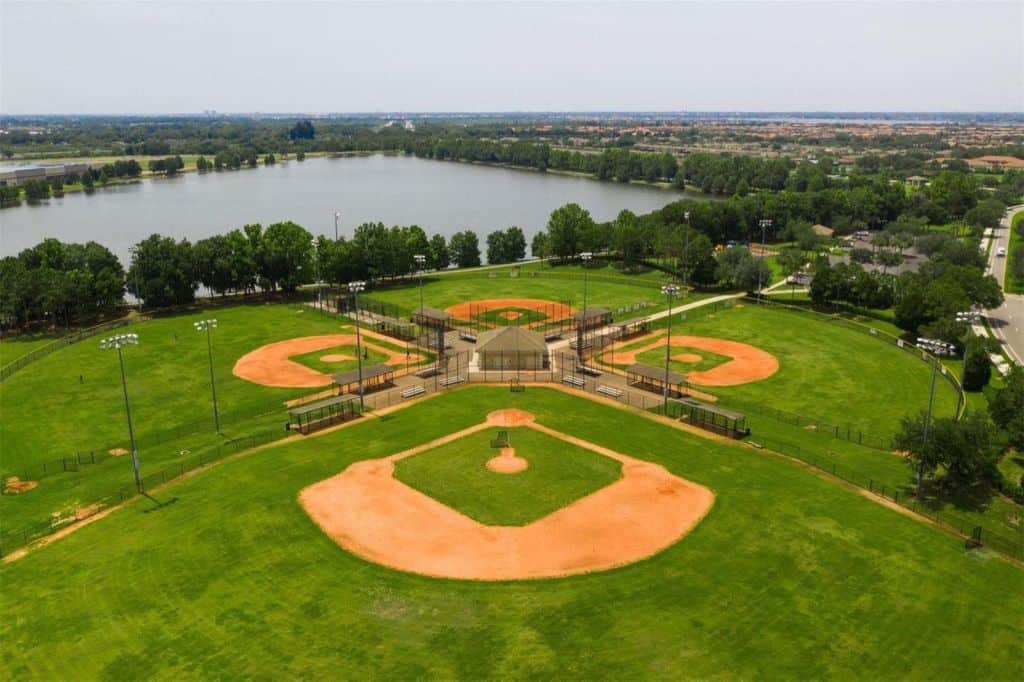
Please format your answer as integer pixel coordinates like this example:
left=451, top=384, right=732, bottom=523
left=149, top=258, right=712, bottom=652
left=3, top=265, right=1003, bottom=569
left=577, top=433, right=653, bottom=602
left=0, top=155, right=692, bottom=264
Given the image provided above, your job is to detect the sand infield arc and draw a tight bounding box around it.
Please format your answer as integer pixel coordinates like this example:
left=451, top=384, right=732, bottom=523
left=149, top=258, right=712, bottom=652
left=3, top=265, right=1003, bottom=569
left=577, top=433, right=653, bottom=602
left=299, top=409, right=714, bottom=580
left=600, top=331, right=779, bottom=387
left=445, top=298, right=576, bottom=329
left=233, top=333, right=424, bottom=388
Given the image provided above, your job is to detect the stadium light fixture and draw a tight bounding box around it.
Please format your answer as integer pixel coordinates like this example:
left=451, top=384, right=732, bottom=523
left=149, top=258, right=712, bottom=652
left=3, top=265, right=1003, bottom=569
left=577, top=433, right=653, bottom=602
left=414, top=254, right=427, bottom=314
left=100, top=333, right=143, bottom=492
left=349, top=280, right=367, bottom=409
left=194, top=319, right=221, bottom=432
left=661, top=284, right=681, bottom=415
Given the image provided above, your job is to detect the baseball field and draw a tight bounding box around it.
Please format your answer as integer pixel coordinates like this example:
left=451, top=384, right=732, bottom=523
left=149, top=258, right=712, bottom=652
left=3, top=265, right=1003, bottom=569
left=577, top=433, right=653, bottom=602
left=1, top=270, right=1022, bottom=679
left=1, top=387, right=1021, bottom=678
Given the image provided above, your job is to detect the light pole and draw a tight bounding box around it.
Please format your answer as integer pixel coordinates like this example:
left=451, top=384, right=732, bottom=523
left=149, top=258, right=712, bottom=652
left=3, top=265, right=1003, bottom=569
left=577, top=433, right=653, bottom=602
left=758, top=218, right=772, bottom=302
left=414, top=253, right=426, bottom=314
left=578, top=251, right=593, bottom=361
left=100, top=333, right=142, bottom=492
left=334, top=211, right=341, bottom=241
left=661, top=284, right=680, bottom=415
left=128, top=245, right=142, bottom=312
left=194, top=319, right=220, bottom=433
left=314, top=240, right=323, bottom=311
left=682, top=210, right=691, bottom=299
left=349, top=280, right=366, bottom=410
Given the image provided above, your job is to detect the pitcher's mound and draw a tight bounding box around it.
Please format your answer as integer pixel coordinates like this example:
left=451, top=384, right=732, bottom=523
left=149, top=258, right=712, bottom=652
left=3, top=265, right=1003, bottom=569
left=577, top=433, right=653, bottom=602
left=486, top=447, right=529, bottom=474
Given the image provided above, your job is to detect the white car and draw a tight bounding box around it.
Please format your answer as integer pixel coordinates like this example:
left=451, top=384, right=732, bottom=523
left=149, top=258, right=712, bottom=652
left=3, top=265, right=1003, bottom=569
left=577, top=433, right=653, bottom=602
left=996, top=247, right=1007, bottom=257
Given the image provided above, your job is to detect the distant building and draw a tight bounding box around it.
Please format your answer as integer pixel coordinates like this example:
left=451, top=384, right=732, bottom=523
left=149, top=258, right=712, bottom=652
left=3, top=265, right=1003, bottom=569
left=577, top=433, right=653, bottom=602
left=0, top=162, right=90, bottom=185
left=811, top=224, right=835, bottom=238
left=966, top=155, right=1024, bottom=171
left=906, top=175, right=928, bottom=187
left=475, top=327, right=549, bottom=371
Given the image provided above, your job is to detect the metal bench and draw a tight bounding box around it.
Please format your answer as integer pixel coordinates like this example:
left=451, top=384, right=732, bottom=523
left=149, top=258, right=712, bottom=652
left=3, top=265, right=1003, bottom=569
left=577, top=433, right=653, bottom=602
left=400, top=385, right=426, bottom=399
left=577, top=364, right=603, bottom=377
left=596, top=384, right=623, bottom=398
left=544, top=332, right=562, bottom=342
left=562, top=375, right=585, bottom=387
left=459, top=332, right=478, bottom=343
left=413, top=366, right=439, bottom=378
left=439, top=375, right=465, bottom=387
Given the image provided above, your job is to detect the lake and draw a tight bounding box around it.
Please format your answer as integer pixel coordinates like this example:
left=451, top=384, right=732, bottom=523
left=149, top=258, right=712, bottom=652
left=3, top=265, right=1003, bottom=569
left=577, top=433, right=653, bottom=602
left=0, top=155, right=694, bottom=263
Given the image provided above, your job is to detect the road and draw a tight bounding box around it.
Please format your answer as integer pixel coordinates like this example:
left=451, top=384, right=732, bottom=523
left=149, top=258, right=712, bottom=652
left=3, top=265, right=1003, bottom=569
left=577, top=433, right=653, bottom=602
left=986, top=204, right=1024, bottom=366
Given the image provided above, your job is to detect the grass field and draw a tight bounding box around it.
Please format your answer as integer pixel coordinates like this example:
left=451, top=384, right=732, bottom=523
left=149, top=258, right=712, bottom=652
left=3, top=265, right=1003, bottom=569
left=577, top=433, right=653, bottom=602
left=0, top=334, right=68, bottom=365
left=290, top=343, right=389, bottom=374
left=366, top=261, right=694, bottom=318
left=1, top=387, right=1020, bottom=679
left=0, top=303, right=385, bottom=545
left=645, top=303, right=961, bottom=438
left=393, top=426, right=622, bottom=525
left=631, top=344, right=730, bottom=375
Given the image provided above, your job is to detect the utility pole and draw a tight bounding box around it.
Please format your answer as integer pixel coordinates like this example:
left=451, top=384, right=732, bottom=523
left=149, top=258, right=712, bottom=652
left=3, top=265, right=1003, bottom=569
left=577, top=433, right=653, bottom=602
left=682, top=210, right=691, bottom=299
left=758, top=218, right=772, bottom=302
left=414, top=253, right=426, bottom=314
left=334, top=211, right=340, bottom=241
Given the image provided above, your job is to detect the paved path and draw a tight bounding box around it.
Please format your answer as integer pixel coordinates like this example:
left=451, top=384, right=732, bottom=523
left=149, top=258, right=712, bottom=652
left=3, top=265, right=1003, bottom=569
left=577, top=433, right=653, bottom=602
left=986, top=205, right=1024, bottom=365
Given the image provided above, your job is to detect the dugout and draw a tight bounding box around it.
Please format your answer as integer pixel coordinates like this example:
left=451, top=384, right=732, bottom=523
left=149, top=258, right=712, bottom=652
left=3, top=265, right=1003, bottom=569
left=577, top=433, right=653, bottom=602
left=333, top=364, right=395, bottom=395
left=673, top=398, right=750, bottom=438
left=476, top=327, right=549, bottom=371
left=572, top=307, right=612, bottom=331
left=626, top=363, right=687, bottom=398
left=288, top=394, right=360, bottom=434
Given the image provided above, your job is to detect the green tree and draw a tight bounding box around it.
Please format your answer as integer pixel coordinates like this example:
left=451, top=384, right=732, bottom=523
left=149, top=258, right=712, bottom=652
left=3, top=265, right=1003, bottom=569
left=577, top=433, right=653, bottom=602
left=546, top=203, right=594, bottom=259
left=449, top=230, right=481, bottom=268
left=961, top=339, right=992, bottom=391
left=127, top=234, right=197, bottom=306
left=257, top=221, right=313, bottom=292
left=989, top=366, right=1024, bottom=448
left=428, top=234, right=450, bottom=270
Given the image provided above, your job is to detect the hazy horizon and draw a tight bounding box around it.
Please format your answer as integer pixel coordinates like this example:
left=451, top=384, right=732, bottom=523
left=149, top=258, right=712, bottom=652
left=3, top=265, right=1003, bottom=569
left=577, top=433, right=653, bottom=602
left=2, top=1, right=1023, bottom=114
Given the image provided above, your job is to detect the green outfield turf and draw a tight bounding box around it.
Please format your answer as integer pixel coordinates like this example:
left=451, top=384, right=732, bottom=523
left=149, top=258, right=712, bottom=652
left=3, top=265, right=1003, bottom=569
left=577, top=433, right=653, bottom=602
left=650, top=303, right=961, bottom=439
left=0, top=387, right=1020, bottom=679
left=0, top=304, right=376, bottom=546
left=393, top=426, right=622, bottom=525
left=365, top=261, right=689, bottom=317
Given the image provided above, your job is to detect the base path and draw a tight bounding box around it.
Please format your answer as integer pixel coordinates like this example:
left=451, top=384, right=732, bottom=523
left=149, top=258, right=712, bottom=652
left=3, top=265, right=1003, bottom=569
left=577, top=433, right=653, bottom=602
left=599, top=332, right=779, bottom=386
left=300, top=409, right=714, bottom=580
left=233, top=332, right=424, bottom=388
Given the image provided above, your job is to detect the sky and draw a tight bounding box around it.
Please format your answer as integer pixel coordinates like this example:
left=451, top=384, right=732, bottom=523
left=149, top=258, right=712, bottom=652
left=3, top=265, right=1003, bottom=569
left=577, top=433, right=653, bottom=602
left=1, top=1, right=1022, bottom=114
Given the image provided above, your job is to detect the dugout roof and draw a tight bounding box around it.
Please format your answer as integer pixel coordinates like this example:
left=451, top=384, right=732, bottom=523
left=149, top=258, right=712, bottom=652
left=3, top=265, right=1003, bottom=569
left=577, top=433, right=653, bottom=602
left=626, top=363, right=687, bottom=385
left=332, top=364, right=393, bottom=386
left=476, top=327, right=548, bottom=353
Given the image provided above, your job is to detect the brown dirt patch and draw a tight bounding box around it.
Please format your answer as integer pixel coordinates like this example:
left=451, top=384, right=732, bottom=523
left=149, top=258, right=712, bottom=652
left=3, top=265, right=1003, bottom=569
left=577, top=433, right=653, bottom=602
left=319, top=353, right=356, bottom=362
left=486, top=447, right=529, bottom=474
left=500, top=310, right=522, bottom=321
left=3, top=476, right=38, bottom=494
left=486, top=408, right=536, bottom=426
left=108, top=448, right=129, bottom=457
left=672, top=353, right=703, bottom=363
left=599, top=333, right=778, bottom=387
left=445, top=298, right=575, bottom=329
left=233, top=333, right=424, bottom=388
left=299, top=410, right=714, bottom=580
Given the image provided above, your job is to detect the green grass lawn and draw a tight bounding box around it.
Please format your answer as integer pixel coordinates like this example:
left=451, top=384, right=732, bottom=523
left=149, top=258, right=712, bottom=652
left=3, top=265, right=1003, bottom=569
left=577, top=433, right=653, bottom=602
left=0, top=304, right=371, bottom=543
left=650, top=304, right=960, bottom=439
left=0, top=333, right=69, bottom=365
left=0, top=387, right=1020, bottom=679
left=393, top=426, right=622, bottom=525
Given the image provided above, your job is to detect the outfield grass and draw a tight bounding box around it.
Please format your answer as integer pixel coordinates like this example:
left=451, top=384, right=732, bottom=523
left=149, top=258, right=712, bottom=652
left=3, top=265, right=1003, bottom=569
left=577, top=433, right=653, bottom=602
left=630, top=344, right=730, bottom=376
left=366, top=261, right=694, bottom=317
left=653, top=303, right=960, bottom=438
left=0, top=387, right=1020, bottom=679
left=0, top=304, right=371, bottom=542
left=0, top=334, right=66, bottom=365
left=393, top=426, right=622, bottom=525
